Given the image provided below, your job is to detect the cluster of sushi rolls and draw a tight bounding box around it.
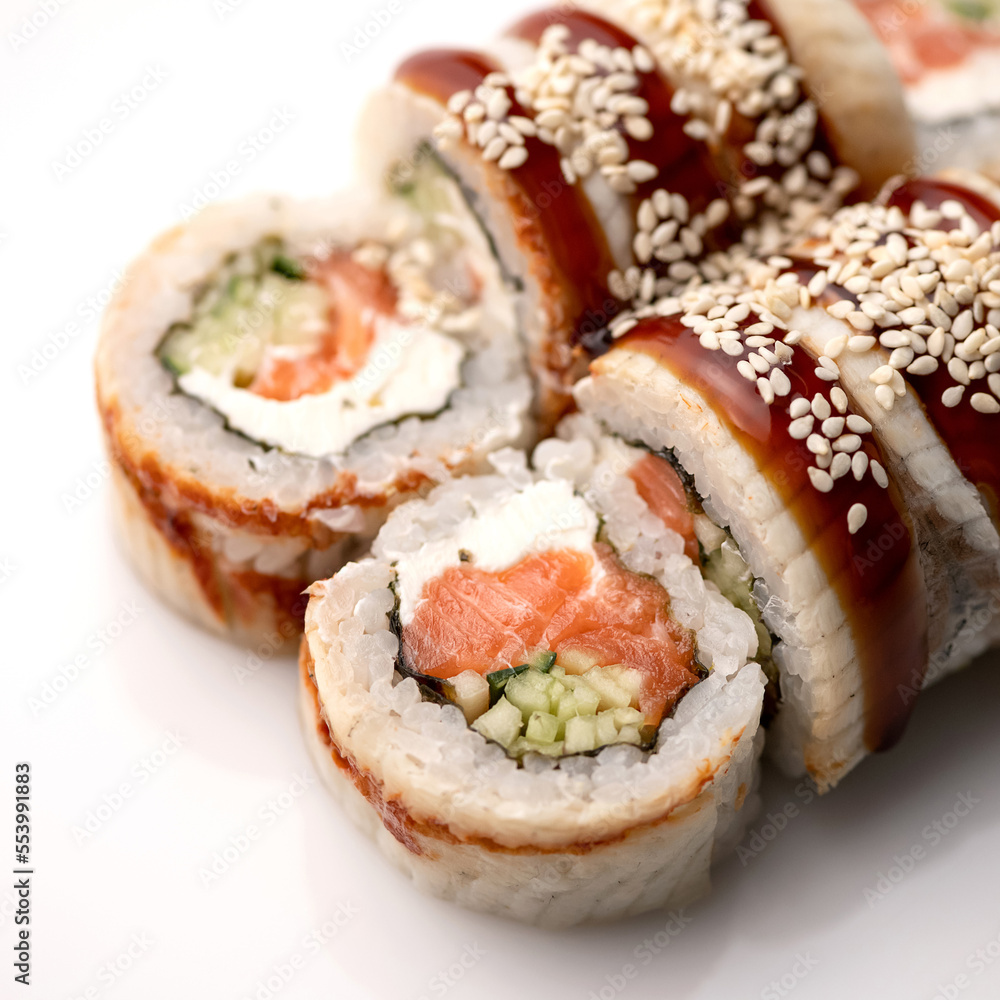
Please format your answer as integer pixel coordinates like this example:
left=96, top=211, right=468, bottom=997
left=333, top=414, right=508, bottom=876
left=854, top=0, right=1000, bottom=175
left=361, top=0, right=914, bottom=419
left=96, top=191, right=532, bottom=646
left=578, top=166, right=1000, bottom=790
left=300, top=442, right=765, bottom=927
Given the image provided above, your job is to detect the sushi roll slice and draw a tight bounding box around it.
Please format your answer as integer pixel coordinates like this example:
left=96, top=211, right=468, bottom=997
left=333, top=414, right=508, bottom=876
left=95, top=192, right=532, bottom=647
left=360, top=0, right=913, bottom=420
left=300, top=445, right=766, bottom=926
left=854, top=0, right=1000, bottom=174
left=775, top=169, right=1000, bottom=683
left=575, top=281, right=930, bottom=791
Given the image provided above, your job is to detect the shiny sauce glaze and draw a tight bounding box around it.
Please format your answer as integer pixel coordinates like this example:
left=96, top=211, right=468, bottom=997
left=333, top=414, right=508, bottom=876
left=396, top=49, right=619, bottom=350
left=613, top=317, right=928, bottom=751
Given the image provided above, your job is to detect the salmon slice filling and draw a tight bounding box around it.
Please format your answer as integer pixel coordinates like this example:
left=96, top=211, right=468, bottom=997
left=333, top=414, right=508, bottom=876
left=249, top=253, right=397, bottom=400
left=401, top=546, right=700, bottom=726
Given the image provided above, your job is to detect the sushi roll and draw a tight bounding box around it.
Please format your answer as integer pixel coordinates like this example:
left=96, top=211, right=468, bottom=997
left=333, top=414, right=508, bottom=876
left=300, top=444, right=766, bottom=926
left=854, top=0, right=1000, bottom=174
left=774, top=168, right=1000, bottom=684
left=360, top=0, right=914, bottom=419
left=95, top=192, right=532, bottom=647
left=575, top=278, right=929, bottom=791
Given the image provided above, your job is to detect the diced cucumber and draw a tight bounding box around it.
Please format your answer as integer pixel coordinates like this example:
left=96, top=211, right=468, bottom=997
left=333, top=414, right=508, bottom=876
left=582, top=667, right=633, bottom=711
left=508, top=737, right=565, bottom=758
left=451, top=669, right=490, bottom=724
left=564, top=716, right=598, bottom=754
left=595, top=711, right=618, bottom=747
left=527, top=650, right=557, bottom=673
left=612, top=707, right=645, bottom=728
left=525, top=711, right=560, bottom=744
left=617, top=725, right=642, bottom=746
left=471, top=696, right=522, bottom=748
left=556, top=649, right=602, bottom=675
left=486, top=664, right=529, bottom=704
left=505, top=671, right=554, bottom=722
left=600, top=665, right=642, bottom=706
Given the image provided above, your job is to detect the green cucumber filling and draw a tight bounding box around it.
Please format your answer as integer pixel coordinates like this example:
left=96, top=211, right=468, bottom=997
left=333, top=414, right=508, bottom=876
left=158, top=238, right=329, bottom=384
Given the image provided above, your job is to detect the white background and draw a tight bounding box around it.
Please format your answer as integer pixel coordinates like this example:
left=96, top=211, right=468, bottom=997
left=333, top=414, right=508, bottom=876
left=3, top=0, right=1000, bottom=998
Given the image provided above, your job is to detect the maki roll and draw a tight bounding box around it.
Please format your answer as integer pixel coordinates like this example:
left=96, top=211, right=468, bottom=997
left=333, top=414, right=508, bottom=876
left=361, top=0, right=914, bottom=419
left=96, top=193, right=531, bottom=646
left=575, top=279, right=929, bottom=791
left=301, top=444, right=765, bottom=926
left=776, top=169, right=1000, bottom=683
left=854, top=0, right=1000, bottom=173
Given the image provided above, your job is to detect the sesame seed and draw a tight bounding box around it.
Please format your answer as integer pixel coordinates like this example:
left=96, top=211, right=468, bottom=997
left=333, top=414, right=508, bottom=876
left=819, top=356, right=840, bottom=376
left=789, top=398, right=811, bottom=419
left=827, top=300, right=854, bottom=320
left=879, top=331, right=912, bottom=349
left=847, top=503, right=868, bottom=535
left=737, top=360, right=757, bottom=382
left=870, top=460, right=889, bottom=488
left=831, top=452, right=852, bottom=480
left=889, top=347, right=915, bottom=370
left=832, top=434, right=862, bottom=453
left=848, top=334, right=877, bottom=352
left=822, top=416, right=845, bottom=438
left=971, top=392, right=1000, bottom=413
left=948, top=357, right=971, bottom=385
left=788, top=415, right=815, bottom=439
left=875, top=384, right=895, bottom=410
left=852, top=451, right=869, bottom=481
left=807, top=467, right=834, bottom=493
left=626, top=160, right=658, bottom=183
left=830, top=387, right=849, bottom=413
left=482, top=136, right=507, bottom=162
left=942, top=384, right=965, bottom=407
left=811, top=394, right=832, bottom=420
left=846, top=414, right=873, bottom=434
left=498, top=145, right=528, bottom=170
left=927, top=328, right=946, bottom=357
left=807, top=433, right=830, bottom=455
left=825, top=335, right=848, bottom=359
left=870, top=365, right=895, bottom=385
left=770, top=368, right=791, bottom=396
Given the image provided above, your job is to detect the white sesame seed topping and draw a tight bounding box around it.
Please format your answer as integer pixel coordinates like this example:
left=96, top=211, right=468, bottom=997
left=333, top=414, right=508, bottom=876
left=830, top=387, right=849, bottom=413
left=875, top=383, right=895, bottom=410
left=807, top=467, right=834, bottom=493
left=847, top=503, right=868, bottom=535
left=821, top=416, right=845, bottom=438
left=971, top=392, right=1000, bottom=413
left=852, top=450, right=869, bottom=481
left=870, top=460, right=889, bottom=488
left=942, top=384, right=965, bottom=407
left=788, top=414, right=815, bottom=439
left=830, top=452, right=852, bottom=480
left=757, top=377, right=775, bottom=405
left=832, top=434, right=862, bottom=453
left=789, top=398, right=811, bottom=419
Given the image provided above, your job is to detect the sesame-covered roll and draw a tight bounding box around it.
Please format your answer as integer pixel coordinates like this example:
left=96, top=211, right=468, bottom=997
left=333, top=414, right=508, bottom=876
left=96, top=192, right=532, bottom=646
left=301, top=446, right=766, bottom=926
left=778, top=169, right=1000, bottom=684
left=575, top=283, right=929, bottom=791
left=360, top=0, right=913, bottom=423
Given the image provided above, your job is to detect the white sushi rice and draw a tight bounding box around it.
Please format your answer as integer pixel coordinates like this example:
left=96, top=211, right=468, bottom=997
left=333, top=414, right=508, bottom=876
left=304, top=445, right=764, bottom=925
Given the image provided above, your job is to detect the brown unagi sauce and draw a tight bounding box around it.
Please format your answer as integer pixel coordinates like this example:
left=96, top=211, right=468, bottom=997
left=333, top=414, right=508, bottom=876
left=507, top=9, right=724, bottom=225
left=615, top=318, right=928, bottom=751
left=396, top=49, right=618, bottom=347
